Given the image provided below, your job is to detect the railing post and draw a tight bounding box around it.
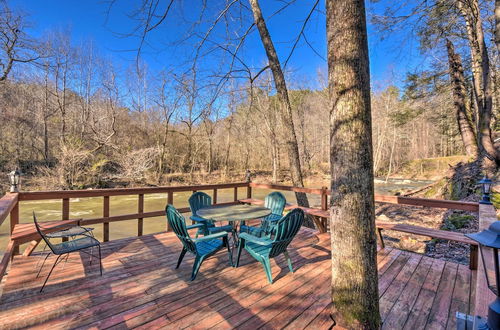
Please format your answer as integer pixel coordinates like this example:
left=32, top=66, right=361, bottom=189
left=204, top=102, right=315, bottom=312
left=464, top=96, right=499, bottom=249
left=10, top=199, right=19, bottom=255
left=469, top=244, right=478, bottom=270
left=213, top=189, right=218, bottom=205
left=167, top=191, right=173, bottom=231
left=247, top=182, right=252, bottom=199
left=62, top=198, right=70, bottom=242
left=320, top=186, right=328, bottom=233
left=103, top=196, right=110, bottom=242
left=234, top=187, right=238, bottom=202
left=138, top=194, right=144, bottom=236
left=474, top=203, right=497, bottom=317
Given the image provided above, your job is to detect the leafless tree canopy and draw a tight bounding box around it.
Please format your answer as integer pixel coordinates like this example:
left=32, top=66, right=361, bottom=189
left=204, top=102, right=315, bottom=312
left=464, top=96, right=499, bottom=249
left=0, top=0, right=39, bottom=81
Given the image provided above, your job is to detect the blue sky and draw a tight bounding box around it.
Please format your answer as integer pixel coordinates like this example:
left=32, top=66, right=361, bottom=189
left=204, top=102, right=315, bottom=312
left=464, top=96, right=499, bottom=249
left=11, top=0, right=429, bottom=90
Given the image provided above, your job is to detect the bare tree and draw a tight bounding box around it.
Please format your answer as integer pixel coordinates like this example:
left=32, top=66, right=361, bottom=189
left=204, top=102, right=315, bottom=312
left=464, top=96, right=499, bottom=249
left=457, top=0, right=499, bottom=169
left=495, top=0, right=500, bottom=53
left=248, top=0, right=313, bottom=223
left=253, top=82, right=281, bottom=183
left=0, top=1, right=39, bottom=82
left=49, top=32, right=75, bottom=143
left=446, top=39, right=478, bottom=158
left=327, top=0, right=380, bottom=327
left=152, top=72, right=180, bottom=183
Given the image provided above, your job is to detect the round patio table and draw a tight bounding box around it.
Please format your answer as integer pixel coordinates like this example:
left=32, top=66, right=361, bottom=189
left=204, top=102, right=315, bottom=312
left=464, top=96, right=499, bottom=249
left=197, top=204, right=271, bottom=247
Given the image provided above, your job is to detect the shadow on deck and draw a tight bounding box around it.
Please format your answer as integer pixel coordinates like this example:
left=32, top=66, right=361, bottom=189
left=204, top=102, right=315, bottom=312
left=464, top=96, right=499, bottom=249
left=0, top=228, right=475, bottom=329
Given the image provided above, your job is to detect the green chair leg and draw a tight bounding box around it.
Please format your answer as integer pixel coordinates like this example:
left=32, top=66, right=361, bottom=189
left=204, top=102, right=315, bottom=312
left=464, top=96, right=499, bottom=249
left=191, top=255, right=205, bottom=281
left=283, top=250, right=293, bottom=272
left=176, top=248, right=187, bottom=269
left=236, top=240, right=244, bottom=267
left=223, top=237, right=233, bottom=266
left=262, top=258, right=273, bottom=284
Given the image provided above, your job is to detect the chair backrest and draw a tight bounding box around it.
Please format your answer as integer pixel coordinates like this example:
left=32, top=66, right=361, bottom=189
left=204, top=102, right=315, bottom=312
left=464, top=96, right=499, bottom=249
left=264, top=192, right=286, bottom=216
left=165, top=204, right=196, bottom=253
left=188, top=192, right=212, bottom=216
left=33, top=212, right=56, bottom=253
left=269, top=208, right=304, bottom=258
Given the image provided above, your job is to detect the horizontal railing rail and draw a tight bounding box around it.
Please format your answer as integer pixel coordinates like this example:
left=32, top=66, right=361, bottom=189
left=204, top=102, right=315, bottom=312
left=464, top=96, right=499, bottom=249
left=17, top=182, right=249, bottom=200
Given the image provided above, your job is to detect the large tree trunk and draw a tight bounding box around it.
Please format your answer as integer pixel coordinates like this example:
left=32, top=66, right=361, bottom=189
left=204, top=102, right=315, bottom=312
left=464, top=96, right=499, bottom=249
left=495, top=0, right=500, bottom=53
left=271, top=132, right=279, bottom=183
left=248, top=0, right=312, bottom=221
left=458, top=0, right=499, bottom=170
left=327, top=0, right=380, bottom=328
left=446, top=39, right=479, bottom=158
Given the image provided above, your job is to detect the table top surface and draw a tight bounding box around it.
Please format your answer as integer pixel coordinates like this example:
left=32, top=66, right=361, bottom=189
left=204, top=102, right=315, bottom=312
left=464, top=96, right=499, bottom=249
left=197, top=204, right=271, bottom=221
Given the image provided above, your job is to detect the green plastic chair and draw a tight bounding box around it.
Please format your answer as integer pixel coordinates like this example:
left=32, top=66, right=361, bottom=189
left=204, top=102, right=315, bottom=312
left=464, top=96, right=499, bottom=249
left=236, top=208, right=304, bottom=284
left=166, top=204, right=233, bottom=281
left=188, top=192, right=233, bottom=237
left=240, top=191, right=286, bottom=237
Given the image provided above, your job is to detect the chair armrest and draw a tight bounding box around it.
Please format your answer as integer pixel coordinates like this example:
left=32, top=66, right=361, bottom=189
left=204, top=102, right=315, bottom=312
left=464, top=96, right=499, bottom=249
left=208, top=224, right=232, bottom=233
left=194, top=231, right=228, bottom=242
left=239, top=232, right=273, bottom=245
left=190, top=215, right=209, bottom=223
left=186, top=223, right=205, bottom=230
left=240, top=225, right=264, bottom=234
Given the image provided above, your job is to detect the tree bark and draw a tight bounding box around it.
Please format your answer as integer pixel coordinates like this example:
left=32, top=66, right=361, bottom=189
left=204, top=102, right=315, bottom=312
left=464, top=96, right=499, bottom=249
left=495, top=0, right=500, bottom=53
left=445, top=39, right=479, bottom=158
left=458, top=0, right=499, bottom=169
left=327, top=0, right=380, bottom=328
left=248, top=0, right=312, bottom=221
left=271, top=133, right=279, bottom=183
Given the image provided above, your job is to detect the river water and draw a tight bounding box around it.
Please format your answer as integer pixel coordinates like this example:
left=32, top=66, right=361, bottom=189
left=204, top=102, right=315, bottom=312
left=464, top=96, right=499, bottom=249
left=0, top=178, right=432, bottom=252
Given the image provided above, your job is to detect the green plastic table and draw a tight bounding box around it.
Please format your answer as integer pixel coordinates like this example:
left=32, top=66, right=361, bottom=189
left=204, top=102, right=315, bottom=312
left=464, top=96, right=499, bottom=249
left=197, top=204, right=271, bottom=247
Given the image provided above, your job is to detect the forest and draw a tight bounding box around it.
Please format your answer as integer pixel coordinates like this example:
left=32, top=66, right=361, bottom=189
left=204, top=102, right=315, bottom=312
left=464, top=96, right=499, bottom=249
left=0, top=0, right=498, bottom=192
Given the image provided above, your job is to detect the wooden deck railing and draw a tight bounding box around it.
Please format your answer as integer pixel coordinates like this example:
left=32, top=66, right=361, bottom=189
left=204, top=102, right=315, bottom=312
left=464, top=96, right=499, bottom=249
left=0, top=192, right=19, bottom=281
left=16, top=182, right=250, bottom=242
left=0, top=180, right=491, bottom=315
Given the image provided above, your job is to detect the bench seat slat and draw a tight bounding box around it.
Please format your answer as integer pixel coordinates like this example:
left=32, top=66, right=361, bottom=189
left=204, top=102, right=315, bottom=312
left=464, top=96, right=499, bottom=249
left=10, top=219, right=81, bottom=244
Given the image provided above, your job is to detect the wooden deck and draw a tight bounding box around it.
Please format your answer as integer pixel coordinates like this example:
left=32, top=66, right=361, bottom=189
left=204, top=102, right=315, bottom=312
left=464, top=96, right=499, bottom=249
left=0, top=228, right=475, bottom=329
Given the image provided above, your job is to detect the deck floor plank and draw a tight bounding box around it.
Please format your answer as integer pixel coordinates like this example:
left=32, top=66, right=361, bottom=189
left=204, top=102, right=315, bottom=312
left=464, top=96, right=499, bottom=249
left=379, top=253, right=422, bottom=319
left=0, top=228, right=474, bottom=329
left=425, top=262, right=459, bottom=329
left=402, top=258, right=446, bottom=329
left=382, top=256, right=434, bottom=329
left=446, top=264, right=471, bottom=330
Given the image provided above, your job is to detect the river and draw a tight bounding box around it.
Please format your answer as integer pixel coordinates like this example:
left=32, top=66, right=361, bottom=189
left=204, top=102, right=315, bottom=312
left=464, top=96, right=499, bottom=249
left=0, top=178, right=433, bottom=251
